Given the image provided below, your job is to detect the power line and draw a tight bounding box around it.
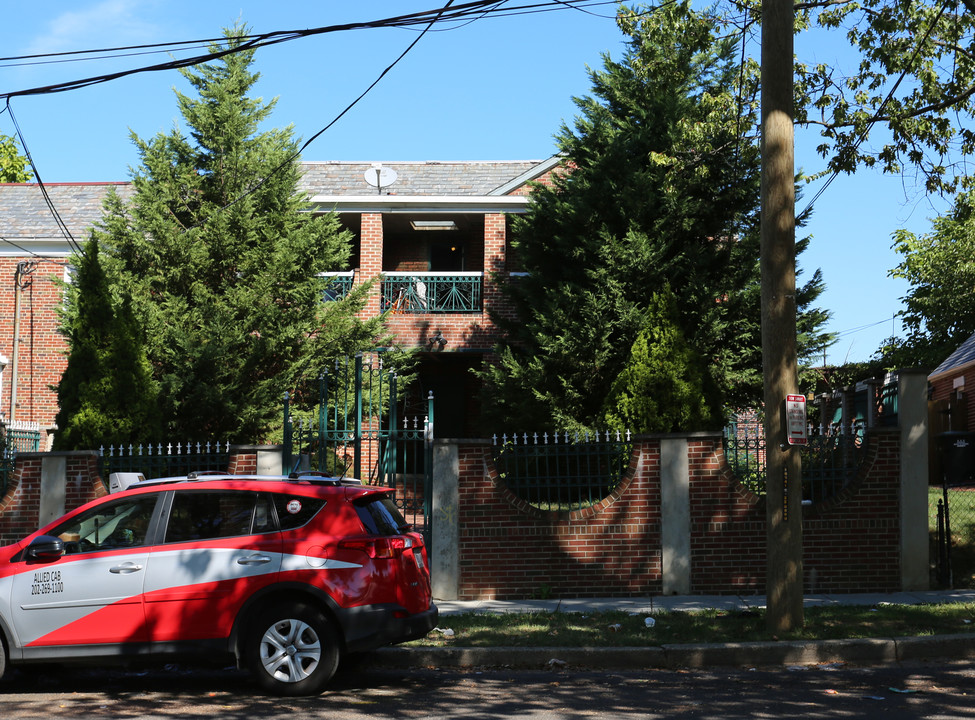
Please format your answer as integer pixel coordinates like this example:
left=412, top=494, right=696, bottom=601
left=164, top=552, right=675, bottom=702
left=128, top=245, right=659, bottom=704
left=1, top=1, right=623, bottom=250
left=0, top=1, right=619, bottom=101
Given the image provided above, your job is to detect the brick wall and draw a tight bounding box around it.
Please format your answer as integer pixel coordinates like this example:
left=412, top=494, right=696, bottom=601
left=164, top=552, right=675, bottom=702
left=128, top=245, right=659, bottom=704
left=0, top=258, right=68, bottom=438
left=455, top=429, right=904, bottom=600
left=457, top=439, right=664, bottom=599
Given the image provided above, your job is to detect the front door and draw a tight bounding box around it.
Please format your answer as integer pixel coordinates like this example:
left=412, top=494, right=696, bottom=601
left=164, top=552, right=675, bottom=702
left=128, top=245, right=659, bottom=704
left=10, top=494, right=159, bottom=649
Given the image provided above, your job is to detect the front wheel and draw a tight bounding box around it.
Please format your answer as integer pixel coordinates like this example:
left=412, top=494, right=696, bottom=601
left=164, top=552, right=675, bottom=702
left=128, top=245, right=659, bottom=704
left=245, top=602, right=340, bottom=696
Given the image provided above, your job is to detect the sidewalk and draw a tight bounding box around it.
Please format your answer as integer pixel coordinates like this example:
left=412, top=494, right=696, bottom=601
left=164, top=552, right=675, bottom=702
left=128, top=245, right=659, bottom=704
left=435, top=588, right=975, bottom=615
left=371, top=589, right=975, bottom=671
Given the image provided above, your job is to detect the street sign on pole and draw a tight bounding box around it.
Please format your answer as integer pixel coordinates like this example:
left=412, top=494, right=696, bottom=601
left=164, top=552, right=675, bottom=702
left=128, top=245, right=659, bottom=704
left=786, top=394, right=807, bottom=446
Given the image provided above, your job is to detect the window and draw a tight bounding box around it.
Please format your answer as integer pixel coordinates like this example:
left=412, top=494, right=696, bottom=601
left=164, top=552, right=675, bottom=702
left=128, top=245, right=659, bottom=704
left=52, top=495, right=159, bottom=554
left=164, top=491, right=270, bottom=543
left=272, top=495, right=326, bottom=531
left=355, top=495, right=409, bottom=536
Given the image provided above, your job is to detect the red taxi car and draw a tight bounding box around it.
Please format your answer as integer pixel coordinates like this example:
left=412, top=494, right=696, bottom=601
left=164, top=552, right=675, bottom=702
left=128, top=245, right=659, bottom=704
left=0, top=472, right=437, bottom=695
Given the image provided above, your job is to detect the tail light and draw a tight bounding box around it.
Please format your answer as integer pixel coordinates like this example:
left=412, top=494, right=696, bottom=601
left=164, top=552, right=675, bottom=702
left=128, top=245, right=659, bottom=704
left=339, top=535, right=414, bottom=559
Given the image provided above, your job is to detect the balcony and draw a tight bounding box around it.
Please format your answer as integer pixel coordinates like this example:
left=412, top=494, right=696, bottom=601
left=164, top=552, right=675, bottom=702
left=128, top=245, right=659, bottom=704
left=382, top=272, right=482, bottom=313
left=319, top=271, right=355, bottom=301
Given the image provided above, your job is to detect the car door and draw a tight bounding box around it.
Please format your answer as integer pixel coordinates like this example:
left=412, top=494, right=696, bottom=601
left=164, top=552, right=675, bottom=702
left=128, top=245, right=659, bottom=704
left=8, top=493, right=160, bottom=651
left=142, top=489, right=282, bottom=642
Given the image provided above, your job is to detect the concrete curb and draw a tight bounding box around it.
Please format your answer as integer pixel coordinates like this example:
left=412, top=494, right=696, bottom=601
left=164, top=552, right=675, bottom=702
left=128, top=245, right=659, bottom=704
left=369, top=633, right=975, bottom=671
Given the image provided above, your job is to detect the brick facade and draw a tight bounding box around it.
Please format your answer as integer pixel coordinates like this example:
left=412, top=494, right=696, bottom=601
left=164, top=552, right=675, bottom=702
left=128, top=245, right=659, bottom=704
left=0, top=258, right=69, bottom=437
left=0, top=161, right=566, bottom=439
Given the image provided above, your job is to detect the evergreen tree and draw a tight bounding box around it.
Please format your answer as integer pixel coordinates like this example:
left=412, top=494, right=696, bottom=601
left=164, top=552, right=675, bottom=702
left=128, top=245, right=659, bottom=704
left=603, top=285, right=714, bottom=432
left=54, top=237, right=159, bottom=449
left=481, top=1, right=830, bottom=431
left=93, top=24, right=382, bottom=441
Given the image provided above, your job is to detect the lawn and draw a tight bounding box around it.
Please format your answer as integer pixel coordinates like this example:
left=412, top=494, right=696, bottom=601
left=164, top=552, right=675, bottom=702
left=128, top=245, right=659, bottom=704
left=930, top=485, right=975, bottom=589
left=407, top=603, right=975, bottom=648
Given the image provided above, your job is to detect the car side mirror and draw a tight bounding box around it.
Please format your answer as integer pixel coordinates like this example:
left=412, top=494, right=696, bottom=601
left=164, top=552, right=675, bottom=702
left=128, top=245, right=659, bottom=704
left=26, top=535, right=66, bottom=561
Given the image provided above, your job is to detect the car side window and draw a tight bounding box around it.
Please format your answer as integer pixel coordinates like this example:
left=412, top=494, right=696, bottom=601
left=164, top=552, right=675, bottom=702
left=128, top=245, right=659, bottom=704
left=272, top=495, right=326, bottom=531
left=164, top=491, right=270, bottom=543
left=51, top=495, right=159, bottom=554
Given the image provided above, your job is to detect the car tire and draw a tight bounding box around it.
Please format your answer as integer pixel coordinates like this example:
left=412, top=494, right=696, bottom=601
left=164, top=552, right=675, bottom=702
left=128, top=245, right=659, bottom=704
left=0, top=633, right=6, bottom=682
left=245, top=602, right=340, bottom=696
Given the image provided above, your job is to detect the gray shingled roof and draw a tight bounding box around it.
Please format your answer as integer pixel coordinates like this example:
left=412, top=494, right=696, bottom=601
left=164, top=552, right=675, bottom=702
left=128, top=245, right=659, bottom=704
left=0, top=160, right=551, bottom=241
left=930, top=331, right=975, bottom=381
left=299, top=161, right=545, bottom=196
left=0, top=182, right=134, bottom=240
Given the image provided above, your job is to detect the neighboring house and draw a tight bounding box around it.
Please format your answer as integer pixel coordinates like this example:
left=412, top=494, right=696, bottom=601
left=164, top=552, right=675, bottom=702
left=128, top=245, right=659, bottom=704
left=928, top=331, right=975, bottom=485
left=0, top=158, right=562, bottom=444
left=928, top=331, right=975, bottom=434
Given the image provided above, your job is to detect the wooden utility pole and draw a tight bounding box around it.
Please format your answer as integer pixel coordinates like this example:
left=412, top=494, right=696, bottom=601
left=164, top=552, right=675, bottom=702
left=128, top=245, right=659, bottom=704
left=761, top=0, right=804, bottom=631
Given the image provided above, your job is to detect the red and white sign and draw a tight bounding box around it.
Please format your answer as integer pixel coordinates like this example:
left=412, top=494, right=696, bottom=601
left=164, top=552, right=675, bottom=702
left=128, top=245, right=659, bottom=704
left=786, top=394, right=807, bottom=446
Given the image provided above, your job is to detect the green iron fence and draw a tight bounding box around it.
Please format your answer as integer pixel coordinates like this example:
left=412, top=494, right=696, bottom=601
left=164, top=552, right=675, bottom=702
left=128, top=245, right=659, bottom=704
left=492, top=431, right=634, bottom=512
left=98, top=442, right=232, bottom=483
left=723, top=417, right=866, bottom=503
left=381, top=272, right=482, bottom=313
left=283, top=354, right=433, bottom=537
left=1, top=421, right=42, bottom=498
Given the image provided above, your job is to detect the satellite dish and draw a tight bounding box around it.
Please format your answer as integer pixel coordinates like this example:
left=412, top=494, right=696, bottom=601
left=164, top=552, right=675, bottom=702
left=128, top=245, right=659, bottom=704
left=364, top=165, right=398, bottom=193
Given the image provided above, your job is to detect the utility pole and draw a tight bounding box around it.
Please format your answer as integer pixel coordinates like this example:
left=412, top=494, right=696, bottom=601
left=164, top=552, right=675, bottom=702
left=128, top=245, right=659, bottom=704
left=761, top=0, right=804, bottom=631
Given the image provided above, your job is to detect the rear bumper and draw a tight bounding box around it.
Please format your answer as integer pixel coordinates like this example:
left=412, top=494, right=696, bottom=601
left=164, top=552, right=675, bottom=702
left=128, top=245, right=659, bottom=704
left=338, top=602, right=439, bottom=654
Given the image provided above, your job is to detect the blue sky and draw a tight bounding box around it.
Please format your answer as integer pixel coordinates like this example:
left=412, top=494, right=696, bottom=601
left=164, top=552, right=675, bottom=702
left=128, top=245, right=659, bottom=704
left=0, top=1, right=952, bottom=366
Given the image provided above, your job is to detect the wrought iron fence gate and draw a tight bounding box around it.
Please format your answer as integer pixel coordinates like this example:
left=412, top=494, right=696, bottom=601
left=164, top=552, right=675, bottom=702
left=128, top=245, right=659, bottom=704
left=283, top=354, right=434, bottom=538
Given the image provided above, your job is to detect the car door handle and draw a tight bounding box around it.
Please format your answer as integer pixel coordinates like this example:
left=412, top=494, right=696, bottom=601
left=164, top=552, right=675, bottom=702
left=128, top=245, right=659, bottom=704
left=237, top=554, right=272, bottom=566
left=110, top=562, right=144, bottom=574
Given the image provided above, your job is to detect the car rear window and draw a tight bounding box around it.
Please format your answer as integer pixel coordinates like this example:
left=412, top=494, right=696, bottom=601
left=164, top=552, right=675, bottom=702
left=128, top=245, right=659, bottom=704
left=355, top=494, right=409, bottom=536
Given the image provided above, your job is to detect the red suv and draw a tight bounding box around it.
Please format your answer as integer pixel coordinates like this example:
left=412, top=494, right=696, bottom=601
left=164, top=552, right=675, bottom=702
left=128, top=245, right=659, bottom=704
left=0, top=473, right=437, bottom=695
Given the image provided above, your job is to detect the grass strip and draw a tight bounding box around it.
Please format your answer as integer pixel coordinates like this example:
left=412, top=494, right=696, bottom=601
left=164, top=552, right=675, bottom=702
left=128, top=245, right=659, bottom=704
left=406, top=603, right=975, bottom=648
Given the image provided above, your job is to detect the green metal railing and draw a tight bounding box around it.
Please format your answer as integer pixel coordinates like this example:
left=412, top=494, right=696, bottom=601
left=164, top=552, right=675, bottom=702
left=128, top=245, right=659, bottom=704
left=1, top=422, right=41, bottom=498
left=319, top=271, right=355, bottom=301
left=381, top=272, right=482, bottom=313
left=723, top=419, right=866, bottom=502
left=492, top=431, right=634, bottom=512
left=98, top=442, right=232, bottom=481
left=4, top=422, right=41, bottom=454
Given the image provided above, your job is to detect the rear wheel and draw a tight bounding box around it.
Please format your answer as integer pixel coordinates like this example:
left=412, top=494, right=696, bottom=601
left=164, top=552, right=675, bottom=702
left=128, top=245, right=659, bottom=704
left=245, top=602, right=340, bottom=696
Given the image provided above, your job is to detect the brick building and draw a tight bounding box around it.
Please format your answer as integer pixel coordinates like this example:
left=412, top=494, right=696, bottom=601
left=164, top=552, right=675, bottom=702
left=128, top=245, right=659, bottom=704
left=0, top=158, right=562, bottom=444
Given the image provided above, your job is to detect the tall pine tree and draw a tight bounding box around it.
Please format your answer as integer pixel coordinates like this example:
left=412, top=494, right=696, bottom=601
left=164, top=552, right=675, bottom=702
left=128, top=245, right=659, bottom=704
left=54, top=237, right=159, bottom=449
left=90, top=23, right=381, bottom=441
left=481, top=2, right=830, bottom=431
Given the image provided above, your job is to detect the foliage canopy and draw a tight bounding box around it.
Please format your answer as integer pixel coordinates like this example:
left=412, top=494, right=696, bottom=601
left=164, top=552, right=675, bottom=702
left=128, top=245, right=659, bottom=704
left=59, top=24, right=383, bottom=445
left=480, top=1, right=830, bottom=432
left=0, top=134, right=32, bottom=183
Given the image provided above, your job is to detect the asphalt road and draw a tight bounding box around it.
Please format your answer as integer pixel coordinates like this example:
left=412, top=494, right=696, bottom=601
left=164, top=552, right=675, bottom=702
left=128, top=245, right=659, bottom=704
left=1, top=657, right=973, bottom=719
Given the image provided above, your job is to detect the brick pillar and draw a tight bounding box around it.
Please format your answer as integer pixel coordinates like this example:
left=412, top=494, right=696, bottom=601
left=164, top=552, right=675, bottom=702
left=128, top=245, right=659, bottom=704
left=482, top=213, right=507, bottom=324
left=359, top=213, right=384, bottom=317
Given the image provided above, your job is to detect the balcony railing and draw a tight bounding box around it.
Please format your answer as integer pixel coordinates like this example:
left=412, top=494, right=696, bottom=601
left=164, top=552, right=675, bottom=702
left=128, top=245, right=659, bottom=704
left=319, top=271, right=355, bottom=301
left=382, top=272, right=482, bottom=313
